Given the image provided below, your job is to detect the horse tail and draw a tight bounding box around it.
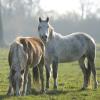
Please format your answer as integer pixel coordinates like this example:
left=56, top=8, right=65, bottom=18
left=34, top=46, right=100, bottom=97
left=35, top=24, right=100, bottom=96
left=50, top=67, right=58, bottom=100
left=33, top=66, right=40, bottom=90
left=86, top=60, right=92, bottom=86
left=86, top=38, right=97, bottom=88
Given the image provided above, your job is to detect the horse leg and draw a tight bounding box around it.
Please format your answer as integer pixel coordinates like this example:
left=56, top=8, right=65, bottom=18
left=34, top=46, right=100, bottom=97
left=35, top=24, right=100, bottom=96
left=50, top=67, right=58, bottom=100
left=32, top=65, right=39, bottom=83
left=45, top=63, right=51, bottom=89
left=27, top=72, right=31, bottom=94
left=38, top=65, right=44, bottom=92
left=7, top=75, right=14, bottom=96
left=38, top=56, right=45, bottom=92
left=79, top=56, right=88, bottom=89
left=7, top=85, right=14, bottom=96
left=88, top=58, right=98, bottom=89
left=86, top=59, right=92, bottom=87
left=87, top=45, right=98, bottom=89
left=23, top=75, right=28, bottom=95
left=22, top=67, right=29, bottom=95
left=52, top=60, right=58, bottom=89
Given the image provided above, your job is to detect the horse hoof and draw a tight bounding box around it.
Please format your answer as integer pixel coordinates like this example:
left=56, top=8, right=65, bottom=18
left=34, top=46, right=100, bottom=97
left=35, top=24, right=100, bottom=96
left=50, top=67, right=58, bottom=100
left=7, top=92, right=13, bottom=96
left=94, top=81, right=98, bottom=89
left=53, top=86, right=57, bottom=90
left=80, top=87, right=86, bottom=91
left=94, top=86, right=98, bottom=89
left=21, top=92, right=26, bottom=96
left=45, top=88, right=49, bottom=93
left=16, top=94, right=21, bottom=96
left=40, top=89, right=46, bottom=94
left=46, top=85, right=49, bottom=89
left=26, top=89, right=31, bottom=95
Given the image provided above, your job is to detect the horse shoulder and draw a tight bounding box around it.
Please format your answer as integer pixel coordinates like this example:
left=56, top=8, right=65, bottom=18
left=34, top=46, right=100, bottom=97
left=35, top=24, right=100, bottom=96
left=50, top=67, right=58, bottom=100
left=8, top=42, right=16, bottom=67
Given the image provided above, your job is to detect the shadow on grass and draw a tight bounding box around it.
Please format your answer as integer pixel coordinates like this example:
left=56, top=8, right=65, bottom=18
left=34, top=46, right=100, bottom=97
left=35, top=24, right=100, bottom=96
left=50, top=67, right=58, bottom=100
left=46, top=90, right=69, bottom=95
left=30, top=88, right=75, bottom=96
left=46, top=88, right=97, bottom=95
left=45, top=88, right=88, bottom=95
left=0, top=88, right=92, bottom=99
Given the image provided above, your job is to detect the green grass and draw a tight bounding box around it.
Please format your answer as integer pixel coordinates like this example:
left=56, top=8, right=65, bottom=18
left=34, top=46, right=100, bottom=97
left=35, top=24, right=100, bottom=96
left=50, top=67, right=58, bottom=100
left=0, top=47, right=100, bottom=100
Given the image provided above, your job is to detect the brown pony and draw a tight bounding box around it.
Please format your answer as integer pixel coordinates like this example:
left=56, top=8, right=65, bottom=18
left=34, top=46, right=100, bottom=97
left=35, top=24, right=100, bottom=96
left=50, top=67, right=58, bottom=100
left=7, top=36, right=45, bottom=96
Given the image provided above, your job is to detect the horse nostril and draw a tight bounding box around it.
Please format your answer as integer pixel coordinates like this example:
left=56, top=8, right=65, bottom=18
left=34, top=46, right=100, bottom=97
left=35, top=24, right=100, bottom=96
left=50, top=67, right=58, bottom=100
left=44, top=35, right=47, bottom=39
left=41, top=35, right=47, bottom=40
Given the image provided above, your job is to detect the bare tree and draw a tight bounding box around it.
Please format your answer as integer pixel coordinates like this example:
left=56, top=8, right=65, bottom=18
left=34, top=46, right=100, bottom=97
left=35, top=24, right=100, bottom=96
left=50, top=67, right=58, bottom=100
left=0, top=0, right=5, bottom=46
left=79, top=0, right=94, bottom=19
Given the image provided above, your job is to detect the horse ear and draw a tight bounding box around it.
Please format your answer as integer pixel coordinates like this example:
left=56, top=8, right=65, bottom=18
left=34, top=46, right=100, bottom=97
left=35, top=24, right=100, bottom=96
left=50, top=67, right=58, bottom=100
left=46, top=17, right=49, bottom=22
left=39, top=17, right=42, bottom=22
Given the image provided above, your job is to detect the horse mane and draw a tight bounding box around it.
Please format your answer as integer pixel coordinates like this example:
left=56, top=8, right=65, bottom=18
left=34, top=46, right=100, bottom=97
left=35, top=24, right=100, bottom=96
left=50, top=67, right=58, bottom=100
left=48, top=24, right=54, bottom=39
left=48, top=23, right=54, bottom=30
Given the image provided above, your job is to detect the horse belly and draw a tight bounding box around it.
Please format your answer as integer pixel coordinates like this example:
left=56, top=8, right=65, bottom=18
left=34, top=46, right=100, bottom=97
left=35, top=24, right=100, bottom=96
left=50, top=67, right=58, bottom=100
left=57, top=47, right=85, bottom=63
left=59, top=55, right=81, bottom=63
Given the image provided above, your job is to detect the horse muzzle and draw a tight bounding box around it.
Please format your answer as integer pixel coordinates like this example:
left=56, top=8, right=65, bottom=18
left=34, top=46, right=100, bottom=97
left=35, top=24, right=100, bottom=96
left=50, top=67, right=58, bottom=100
left=41, top=35, right=48, bottom=42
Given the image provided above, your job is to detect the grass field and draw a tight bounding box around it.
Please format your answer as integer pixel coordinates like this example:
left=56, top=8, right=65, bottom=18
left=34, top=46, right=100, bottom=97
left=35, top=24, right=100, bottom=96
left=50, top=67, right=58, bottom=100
left=0, top=46, right=100, bottom=100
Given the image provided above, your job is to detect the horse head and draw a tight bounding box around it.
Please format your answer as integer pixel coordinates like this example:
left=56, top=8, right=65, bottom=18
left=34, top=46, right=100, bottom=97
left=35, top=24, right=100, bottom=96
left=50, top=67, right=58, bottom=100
left=38, top=17, right=53, bottom=43
left=10, top=68, right=24, bottom=96
left=9, top=41, right=28, bottom=96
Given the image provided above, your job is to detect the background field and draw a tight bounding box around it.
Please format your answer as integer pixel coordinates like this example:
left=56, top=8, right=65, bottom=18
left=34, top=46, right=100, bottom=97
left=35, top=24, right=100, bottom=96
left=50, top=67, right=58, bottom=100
left=0, top=46, right=100, bottom=100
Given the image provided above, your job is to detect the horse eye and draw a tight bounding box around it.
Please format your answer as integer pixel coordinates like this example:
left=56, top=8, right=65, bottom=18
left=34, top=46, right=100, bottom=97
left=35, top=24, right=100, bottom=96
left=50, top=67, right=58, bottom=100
left=44, top=35, right=47, bottom=39
left=21, top=70, right=24, bottom=74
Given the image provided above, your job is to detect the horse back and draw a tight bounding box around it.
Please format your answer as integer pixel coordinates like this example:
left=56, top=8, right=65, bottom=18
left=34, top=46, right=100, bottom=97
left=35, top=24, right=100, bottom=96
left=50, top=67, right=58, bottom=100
left=27, top=37, right=44, bottom=52
left=17, top=37, right=45, bottom=65
left=53, top=32, right=96, bottom=62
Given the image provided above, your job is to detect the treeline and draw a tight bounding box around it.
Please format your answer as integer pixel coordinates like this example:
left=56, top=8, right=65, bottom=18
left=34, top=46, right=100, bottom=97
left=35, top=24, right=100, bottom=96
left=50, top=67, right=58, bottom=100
left=0, top=0, right=100, bottom=44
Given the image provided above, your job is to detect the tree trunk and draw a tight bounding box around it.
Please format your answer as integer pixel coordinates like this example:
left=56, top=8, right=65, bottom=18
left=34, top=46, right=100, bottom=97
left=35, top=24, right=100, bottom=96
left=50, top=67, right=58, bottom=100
left=0, top=0, right=5, bottom=47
